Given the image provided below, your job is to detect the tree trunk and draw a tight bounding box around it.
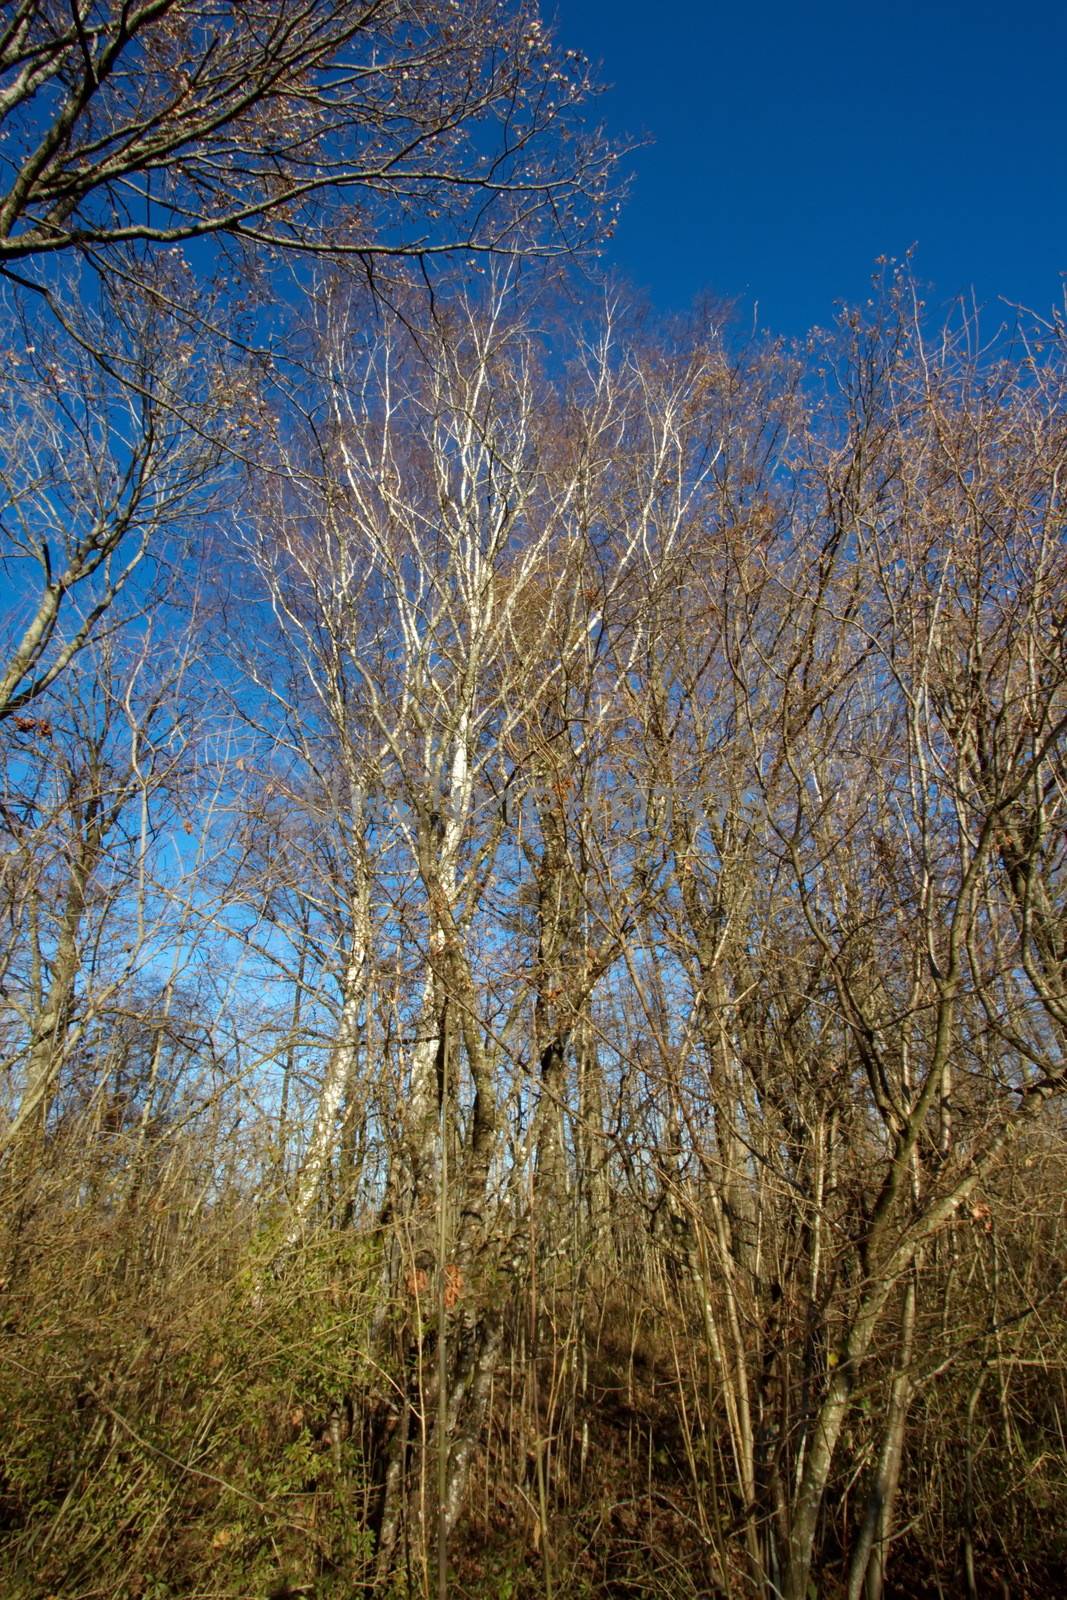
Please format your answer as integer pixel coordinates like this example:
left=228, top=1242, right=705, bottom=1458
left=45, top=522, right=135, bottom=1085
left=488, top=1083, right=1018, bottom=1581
left=846, top=1268, right=917, bottom=1600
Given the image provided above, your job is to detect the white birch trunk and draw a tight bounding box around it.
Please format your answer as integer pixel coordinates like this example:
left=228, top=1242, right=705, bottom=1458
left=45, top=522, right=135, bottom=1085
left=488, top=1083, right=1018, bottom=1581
left=281, top=926, right=368, bottom=1254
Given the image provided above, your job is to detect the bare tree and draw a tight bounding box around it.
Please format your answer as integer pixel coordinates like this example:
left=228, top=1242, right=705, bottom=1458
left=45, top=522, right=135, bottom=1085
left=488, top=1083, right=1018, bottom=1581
left=0, top=1, right=614, bottom=271
left=3, top=267, right=1062, bottom=1600
left=736, top=289, right=1066, bottom=1600
left=1, top=2, right=620, bottom=729
left=0, top=274, right=221, bottom=723
left=0, top=607, right=214, bottom=1162
left=577, top=286, right=1065, bottom=1600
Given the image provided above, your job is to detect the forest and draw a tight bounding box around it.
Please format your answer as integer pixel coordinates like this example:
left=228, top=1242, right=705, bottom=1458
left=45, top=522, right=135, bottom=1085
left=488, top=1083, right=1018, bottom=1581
left=1, top=5, right=1064, bottom=1598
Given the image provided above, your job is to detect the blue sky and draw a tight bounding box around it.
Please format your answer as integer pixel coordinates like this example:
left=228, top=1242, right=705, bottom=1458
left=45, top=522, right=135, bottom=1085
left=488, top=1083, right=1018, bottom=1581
left=556, top=0, right=1066, bottom=334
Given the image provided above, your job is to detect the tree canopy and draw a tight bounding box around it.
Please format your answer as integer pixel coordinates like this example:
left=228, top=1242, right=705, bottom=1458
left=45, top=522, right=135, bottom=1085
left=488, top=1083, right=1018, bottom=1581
left=0, top=13, right=1064, bottom=1600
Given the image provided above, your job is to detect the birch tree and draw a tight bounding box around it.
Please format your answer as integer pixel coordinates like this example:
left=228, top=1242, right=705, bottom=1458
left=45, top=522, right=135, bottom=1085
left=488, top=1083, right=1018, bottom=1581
left=1, top=1, right=619, bottom=720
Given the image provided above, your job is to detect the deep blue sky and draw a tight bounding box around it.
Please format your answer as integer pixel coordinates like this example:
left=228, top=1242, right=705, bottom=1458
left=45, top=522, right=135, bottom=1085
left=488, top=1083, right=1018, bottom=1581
left=556, top=0, right=1066, bottom=335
